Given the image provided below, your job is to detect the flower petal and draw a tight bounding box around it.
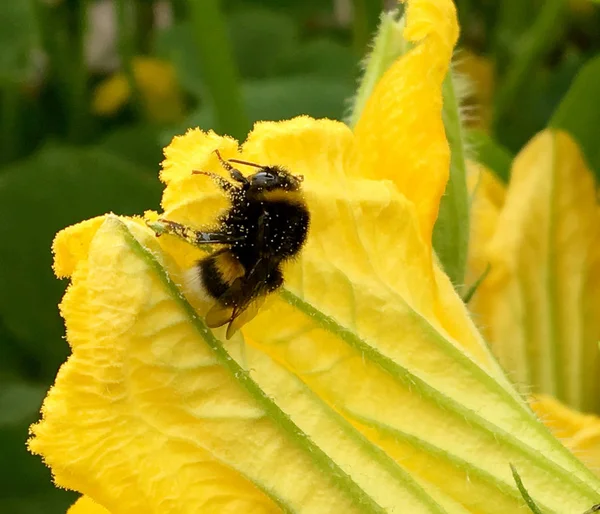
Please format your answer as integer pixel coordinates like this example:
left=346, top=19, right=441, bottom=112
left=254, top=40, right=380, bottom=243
left=476, top=130, right=600, bottom=411
left=353, top=0, right=459, bottom=242
left=68, top=496, right=110, bottom=514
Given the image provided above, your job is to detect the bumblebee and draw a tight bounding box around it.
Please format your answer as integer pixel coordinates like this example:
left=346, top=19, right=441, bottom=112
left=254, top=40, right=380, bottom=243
left=151, top=150, right=310, bottom=339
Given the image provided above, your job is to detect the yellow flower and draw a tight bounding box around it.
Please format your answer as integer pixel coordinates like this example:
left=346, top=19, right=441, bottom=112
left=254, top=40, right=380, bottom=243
left=92, top=56, right=185, bottom=123
left=467, top=130, right=600, bottom=413
left=29, top=1, right=600, bottom=513
left=68, top=496, right=109, bottom=514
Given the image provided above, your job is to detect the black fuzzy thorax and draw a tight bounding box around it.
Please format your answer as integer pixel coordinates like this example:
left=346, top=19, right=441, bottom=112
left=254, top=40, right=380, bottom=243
left=222, top=194, right=310, bottom=271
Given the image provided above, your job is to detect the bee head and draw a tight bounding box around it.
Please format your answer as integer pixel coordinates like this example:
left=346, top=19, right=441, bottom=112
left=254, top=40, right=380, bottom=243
left=249, top=166, right=304, bottom=192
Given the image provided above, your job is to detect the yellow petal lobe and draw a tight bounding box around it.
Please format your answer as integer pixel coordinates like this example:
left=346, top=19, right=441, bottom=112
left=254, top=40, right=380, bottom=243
left=353, top=0, right=458, bottom=242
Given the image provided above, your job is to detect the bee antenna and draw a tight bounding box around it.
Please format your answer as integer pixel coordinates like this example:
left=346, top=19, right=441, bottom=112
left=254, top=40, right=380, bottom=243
left=227, top=158, right=264, bottom=169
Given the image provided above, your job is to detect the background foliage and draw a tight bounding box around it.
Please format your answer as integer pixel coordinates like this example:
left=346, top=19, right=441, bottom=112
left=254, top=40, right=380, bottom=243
left=0, top=0, right=599, bottom=511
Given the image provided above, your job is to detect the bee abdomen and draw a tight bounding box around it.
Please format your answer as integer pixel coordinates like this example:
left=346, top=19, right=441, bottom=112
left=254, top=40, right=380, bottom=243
left=195, top=252, right=246, bottom=302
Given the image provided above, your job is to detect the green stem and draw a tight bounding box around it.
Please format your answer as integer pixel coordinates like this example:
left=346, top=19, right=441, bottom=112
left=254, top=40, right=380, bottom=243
left=351, top=0, right=383, bottom=56
left=187, top=0, right=250, bottom=141
left=36, top=1, right=88, bottom=142
left=68, top=0, right=90, bottom=143
left=347, top=10, right=408, bottom=128
left=492, top=0, right=567, bottom=130
left=115, top=0, right=144, bottom=118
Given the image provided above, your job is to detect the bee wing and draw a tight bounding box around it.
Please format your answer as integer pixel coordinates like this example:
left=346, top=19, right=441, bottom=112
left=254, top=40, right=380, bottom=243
left=204, top=302, right=235, bottom=329
left=225, top=295, right=268, bottom=339
left=204, top=257, right=276, bottom=339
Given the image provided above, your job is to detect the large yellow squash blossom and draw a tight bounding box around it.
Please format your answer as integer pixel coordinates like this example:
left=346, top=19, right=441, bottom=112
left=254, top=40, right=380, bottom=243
left=29, top=0, right=600, bottom=512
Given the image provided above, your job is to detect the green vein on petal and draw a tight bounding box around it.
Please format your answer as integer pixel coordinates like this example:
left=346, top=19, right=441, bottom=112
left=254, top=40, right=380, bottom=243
left=349, top=411, right=556, bottom=514
left=278, top=288, right=600, bottom=507
left=235, top=341, right=449, bottom=513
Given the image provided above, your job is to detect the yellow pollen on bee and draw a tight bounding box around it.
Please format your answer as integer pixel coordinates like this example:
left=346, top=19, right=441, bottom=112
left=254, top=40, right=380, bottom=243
left=260, top=189, right=304, bottom=204
left=214, top=252, right=245, bottom=284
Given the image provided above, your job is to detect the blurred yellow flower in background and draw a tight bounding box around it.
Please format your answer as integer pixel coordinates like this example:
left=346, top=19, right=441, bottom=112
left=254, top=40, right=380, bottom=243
left=28, top=0, right=600, bottom=513
left=467, top=129, right=600, bottom=483
left=468, top=129, right=600, bottom=412
left=92, top=56, right=184, bottom=123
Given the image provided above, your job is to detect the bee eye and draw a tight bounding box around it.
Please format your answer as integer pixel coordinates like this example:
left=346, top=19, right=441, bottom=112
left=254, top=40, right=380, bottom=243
left=252, top=171, right=278, bottom=188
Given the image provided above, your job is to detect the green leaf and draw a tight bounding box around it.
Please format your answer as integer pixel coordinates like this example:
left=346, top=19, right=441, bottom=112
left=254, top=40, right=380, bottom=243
left=0, top=144, right=161, bottom=379
left=549, top=54, right=600, bottom=182
left=228, top=8, right=299, bottom=79
left=96, top=124, right=164, bottom=173
left=492, top=0, right=567, bottom=132
left=164, top=76, right=355, bottom=144
left=0, top=381, right=76, bottom=513
left=242, top=77, right=354, bottom=122
left=276, top=38, right=358, bottom=81
left=468, top=129, right=513, bottom=183
left=0, top=1, right=37, bottom=84
left=154, top=21, right=204, bottom=98
left=432, top=70, right=471, bottom=289
left=0, top=494, right=76, bottom=514
left=0, top=381, right=45, bottom=426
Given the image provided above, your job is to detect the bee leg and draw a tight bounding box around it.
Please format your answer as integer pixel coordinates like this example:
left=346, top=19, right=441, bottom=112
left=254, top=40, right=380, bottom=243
left=192, top=170, right=239, bottom=195
left=146, top=219, right=241, bottom=246
left=214, top=149, right=248, bottom=186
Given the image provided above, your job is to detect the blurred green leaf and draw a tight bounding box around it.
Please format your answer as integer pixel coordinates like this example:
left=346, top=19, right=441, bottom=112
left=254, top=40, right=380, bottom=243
left=0, top=144, right=161, bottom=380
left=0, top=1, right=37, bottom=84
left=97, top=124, right=164, bottom=173
left=468, top=129, right=513, bottom=183
left=494, top=51, right=584, bottom=153
left=549, top=54, right=600, bottom=181
left=0, top=382, right=45, bottom=426
left=164, top=76, right=355, bottom=144
left=242, top=77, right=353, bottom=122
left=0, top=381, right=76, bottom=514
left=277, top=38, right=358, bottom=80
left=493, top=0, right=567, bottom=132
left=226, top=0, right=330, bottom=17
left=0, top=494, right=75, bottom=514
left=154, top=21, right=205, bottom=97
left=228, top=8, right=299, bottom=79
